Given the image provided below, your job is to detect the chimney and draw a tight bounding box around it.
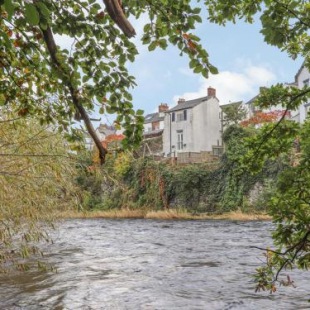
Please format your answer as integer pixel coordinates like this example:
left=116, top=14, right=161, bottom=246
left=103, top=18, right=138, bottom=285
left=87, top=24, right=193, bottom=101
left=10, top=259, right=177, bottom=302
left=178, top=98, right=186, bottom=105
left=158, top=103, right=169, bottom=112
left=208, top=87, right=216, bottom=97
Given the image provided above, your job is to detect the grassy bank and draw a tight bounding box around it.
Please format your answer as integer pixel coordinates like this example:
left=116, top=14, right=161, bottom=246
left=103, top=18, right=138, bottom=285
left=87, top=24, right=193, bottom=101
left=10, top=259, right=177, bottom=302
left=58, top=209, right=271, bottom=221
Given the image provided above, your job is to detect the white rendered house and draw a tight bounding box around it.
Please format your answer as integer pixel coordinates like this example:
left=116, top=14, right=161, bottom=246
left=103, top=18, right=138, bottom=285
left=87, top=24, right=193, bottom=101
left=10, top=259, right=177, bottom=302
left=163, top=87, right=221, bottom=157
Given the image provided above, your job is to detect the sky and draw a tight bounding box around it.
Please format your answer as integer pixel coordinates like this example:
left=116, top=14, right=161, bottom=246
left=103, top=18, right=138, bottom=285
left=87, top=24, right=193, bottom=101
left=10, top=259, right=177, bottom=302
left=54, top=4, right=304, bottom=125
left=122, top=10, right=303, bottom=117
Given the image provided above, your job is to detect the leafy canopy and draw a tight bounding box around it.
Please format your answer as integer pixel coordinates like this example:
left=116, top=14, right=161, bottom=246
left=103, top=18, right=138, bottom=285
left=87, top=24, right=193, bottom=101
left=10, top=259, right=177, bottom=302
left=1, top=0, right=310, bottom=290
left=0, top=0, right=217, bottom=162
left=205, top=0, right=310, bottom=294
left=1, top=0, right=309, bottom=161
left=0, top=111, right=79, bottom=272
left=221, top=102, right=247, bottom=127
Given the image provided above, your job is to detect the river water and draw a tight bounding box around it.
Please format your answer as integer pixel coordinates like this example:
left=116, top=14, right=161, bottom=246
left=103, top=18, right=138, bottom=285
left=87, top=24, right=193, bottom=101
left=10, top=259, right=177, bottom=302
left=0, top=219, right=309, bottom=309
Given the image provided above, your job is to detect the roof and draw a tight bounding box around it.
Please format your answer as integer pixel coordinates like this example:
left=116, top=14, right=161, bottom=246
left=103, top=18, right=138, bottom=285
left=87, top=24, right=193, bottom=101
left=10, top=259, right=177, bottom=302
left=167, top=95, right=215, bottom=112
left=245, top=94, right=259, bottom=106
left=144, top=112, right=164, bottom=124
left=143, top=129, right=164, bottom=138
left=220, top=101, right=243, bottom=109
left=295, top=60, right=306, bottom=82
left=97, top=124, right=115, bottom=133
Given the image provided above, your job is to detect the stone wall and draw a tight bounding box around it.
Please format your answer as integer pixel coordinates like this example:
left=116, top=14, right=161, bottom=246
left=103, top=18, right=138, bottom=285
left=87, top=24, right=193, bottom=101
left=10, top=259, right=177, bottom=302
left=177, top=151, right=219, bottom=164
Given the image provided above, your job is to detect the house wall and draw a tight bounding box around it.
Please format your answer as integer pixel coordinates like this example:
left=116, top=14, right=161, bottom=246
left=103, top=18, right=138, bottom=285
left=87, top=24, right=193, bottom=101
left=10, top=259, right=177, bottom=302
left=296, top=66, right=310, bottom=123
left=144, top=119, right=164, bottom=132
left=163, top=109, right=194, bottom=156
left=84, top=137, right=93, bottom=150
left=144, top=122, right=153, bottom=132
left=163, top=98, right=221, bottom=156
left=192, top=98, right=221, bottom=152
left=158, top=115, right=165, bottom=129
left=95, top=126, right=115, bottom=141
left=163, top=114, right=171, bottom=155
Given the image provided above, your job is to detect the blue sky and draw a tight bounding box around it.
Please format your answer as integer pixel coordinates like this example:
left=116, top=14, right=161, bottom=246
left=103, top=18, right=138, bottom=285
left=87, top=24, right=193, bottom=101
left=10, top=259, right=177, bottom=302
left=126, top=13, right=303, bottom=116
left=54, top=4, right=303, bottom=124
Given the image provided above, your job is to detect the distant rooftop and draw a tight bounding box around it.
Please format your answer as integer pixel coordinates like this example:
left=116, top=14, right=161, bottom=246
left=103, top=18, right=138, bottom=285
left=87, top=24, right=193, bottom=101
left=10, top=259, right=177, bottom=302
left=168, top=96, right=212, bottom=112
left=143, top=129, right=164, bottom=138
left=144, top=112, right=164, bottom=124
left=97, top=124, right=115, bottom=133
left=220, top=101, right=243, bottom=109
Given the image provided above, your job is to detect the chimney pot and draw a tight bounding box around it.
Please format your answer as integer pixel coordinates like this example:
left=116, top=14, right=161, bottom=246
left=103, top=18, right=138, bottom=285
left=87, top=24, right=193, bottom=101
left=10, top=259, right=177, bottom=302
left=178, top=98, right=186, bottom=104
left=158, top=103, right=169, bottom=112
left=208, top=87, right=216, bottom=97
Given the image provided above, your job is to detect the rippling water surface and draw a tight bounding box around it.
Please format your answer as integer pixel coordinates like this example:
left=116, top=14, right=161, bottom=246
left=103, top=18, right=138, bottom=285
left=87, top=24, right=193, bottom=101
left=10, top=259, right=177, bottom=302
left=1, top=219, right=309, bottom=309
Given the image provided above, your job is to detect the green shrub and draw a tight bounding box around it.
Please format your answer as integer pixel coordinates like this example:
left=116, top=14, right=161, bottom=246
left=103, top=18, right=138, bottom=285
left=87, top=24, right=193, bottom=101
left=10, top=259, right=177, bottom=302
left=76, top=125, right=286, bottom=213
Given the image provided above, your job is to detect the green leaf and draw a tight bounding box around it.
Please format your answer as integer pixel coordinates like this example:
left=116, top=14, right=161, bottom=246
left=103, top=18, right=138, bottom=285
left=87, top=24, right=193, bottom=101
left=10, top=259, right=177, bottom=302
left=192, top=7, right=201, bottom=14
left=4, top=0, right=15, bottom=19
left=25, top=3, right=40, bottom=26
left=158, top=38, right=168, bottom=49
left=39, top=20, right=48, bottom=30
left=209, top=65, right=219, bottom=75
left=0, top=94, right=6, bottom=105
left=143, top=23, right=151, bottom=32
left=36, top=2, right=50, bottom=19
left=142, top=34, right=151, bottom=45
left=193, top=15, right=202, bottom=23
left=189, top=59, right=197, bottom=69
left=0, top=30, right=12, bottom=48
left=148, top=41, right=158, bottom=52
left=193, top=64, right=203, bottom=73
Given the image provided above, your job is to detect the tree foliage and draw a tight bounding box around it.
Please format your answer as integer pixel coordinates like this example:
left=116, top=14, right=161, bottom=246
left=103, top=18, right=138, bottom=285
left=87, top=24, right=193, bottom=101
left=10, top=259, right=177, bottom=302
left=205, top=0, right=309, bottom=61
left=79, top=126, right=284, bottom=215
left=0, top=0, right=217, bottom=163
left=0, top=111, right=79, bottom=272
left=244, top=119, right=310, bottom=293
left=1, top=0, right=310, bottom=290
left=221, top=102, right=247, bottom=127
left=240, top=110, right=289, bottom=127
left=204, top=0, right=310, bottom=293
left=1, top=0, right=308, bottom=160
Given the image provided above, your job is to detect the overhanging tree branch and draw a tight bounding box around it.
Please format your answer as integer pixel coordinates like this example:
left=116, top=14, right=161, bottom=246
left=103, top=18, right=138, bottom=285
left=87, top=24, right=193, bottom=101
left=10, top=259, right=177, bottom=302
left=253, top=87, right=310, bottom=155
left=40, top=26, right=107, bottom=164
left=103, top=0, right=136, bottom=38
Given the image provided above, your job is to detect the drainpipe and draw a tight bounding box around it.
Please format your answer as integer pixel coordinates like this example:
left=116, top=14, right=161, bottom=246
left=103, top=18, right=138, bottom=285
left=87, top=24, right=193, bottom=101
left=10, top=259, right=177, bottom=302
left=169, top=112, right=172, bottom=156
left=220, top=110, right=224, bottom=148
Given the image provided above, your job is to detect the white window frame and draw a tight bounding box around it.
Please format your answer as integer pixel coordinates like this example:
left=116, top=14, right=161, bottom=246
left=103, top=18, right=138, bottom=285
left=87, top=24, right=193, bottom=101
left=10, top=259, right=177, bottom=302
left=176, top=112, right=184, bottom=122
left=177, top=130, right=183, bottom=150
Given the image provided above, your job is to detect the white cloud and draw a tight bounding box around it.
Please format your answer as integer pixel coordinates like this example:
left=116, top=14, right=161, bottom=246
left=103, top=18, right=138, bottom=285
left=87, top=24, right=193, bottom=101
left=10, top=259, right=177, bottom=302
left=178, top=67, right=195, bottom=77
left=244, top=66, right=276, bottom=85
left=130, top=13, right=149, bottom=58
left=174, top=63, right=277, bottom=105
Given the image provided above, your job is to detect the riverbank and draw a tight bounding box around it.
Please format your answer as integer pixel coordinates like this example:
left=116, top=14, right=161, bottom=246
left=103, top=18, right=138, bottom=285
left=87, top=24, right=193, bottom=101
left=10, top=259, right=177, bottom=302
left=58, top=209, right=271, bottom=221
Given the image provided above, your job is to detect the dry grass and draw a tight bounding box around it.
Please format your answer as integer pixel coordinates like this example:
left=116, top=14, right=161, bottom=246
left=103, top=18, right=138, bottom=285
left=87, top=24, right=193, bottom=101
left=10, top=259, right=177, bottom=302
left=58, top=209, right=146, bottom=219
left=59, top=209, right=271, bottom=221
left=145, top=209, right=196, bottom=220
left=204, top=210, right=271, bottom=221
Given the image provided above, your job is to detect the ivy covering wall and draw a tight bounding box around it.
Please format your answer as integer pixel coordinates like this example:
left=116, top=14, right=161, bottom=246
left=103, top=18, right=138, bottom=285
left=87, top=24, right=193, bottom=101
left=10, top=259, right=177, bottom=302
left=77, top=125, right=286, bottom=213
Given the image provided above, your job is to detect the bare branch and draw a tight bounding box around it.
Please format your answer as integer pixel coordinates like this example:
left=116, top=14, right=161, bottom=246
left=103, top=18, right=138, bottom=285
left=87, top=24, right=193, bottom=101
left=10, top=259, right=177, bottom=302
left=40, top=25, right=107, bottom=164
